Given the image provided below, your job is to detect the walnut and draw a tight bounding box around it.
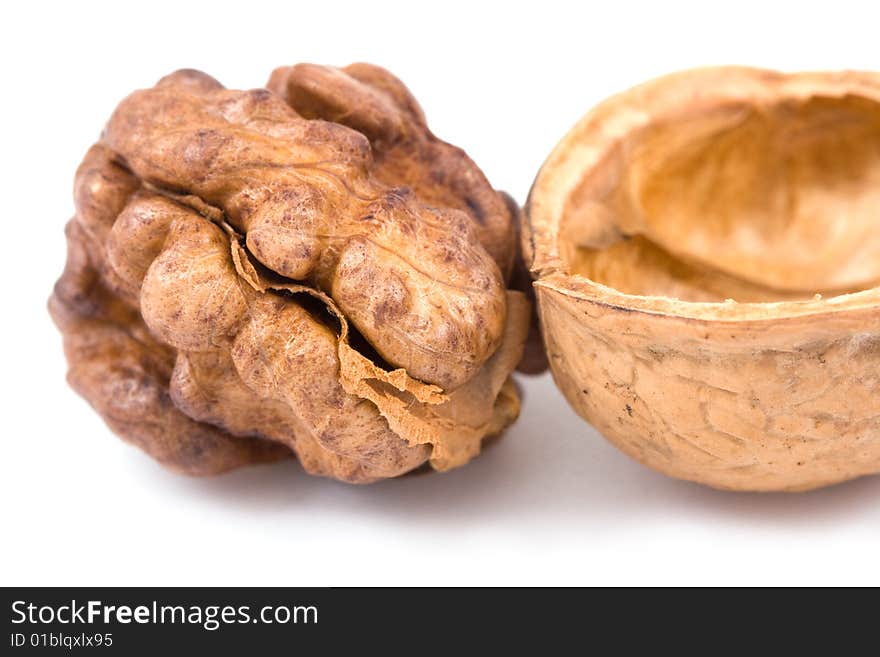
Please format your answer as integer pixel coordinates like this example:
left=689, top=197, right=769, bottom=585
left=525, top=67, right=880, bottom=491
left=50, top=64, right=531, bottom=483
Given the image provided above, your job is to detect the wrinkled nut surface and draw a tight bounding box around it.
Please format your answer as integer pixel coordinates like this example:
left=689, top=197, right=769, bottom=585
left=526, top=67, right=880, bottom=491
left=50, top=64, right=531, bottom=482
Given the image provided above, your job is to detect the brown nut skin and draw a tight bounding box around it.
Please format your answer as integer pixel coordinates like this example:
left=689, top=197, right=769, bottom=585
left=267, top=63, right=517, bottom=277
left=50, top=65, right=530, bottom=483
left=103, top=68, right=507, bottom=390
left=49, top=219, right=290, bottom=475
left=525, top=67, right=880, bottom=492
left=268, top=64, right=548, bottom=376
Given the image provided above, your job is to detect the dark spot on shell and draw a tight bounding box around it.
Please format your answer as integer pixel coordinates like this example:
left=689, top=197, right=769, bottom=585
left=319, top=431, right=338, bottom=447
left=373, top=298, right=404, bottom=326
left=247, top=88, right=274, bottom=103
left=464, top=196, right=486, bottom=225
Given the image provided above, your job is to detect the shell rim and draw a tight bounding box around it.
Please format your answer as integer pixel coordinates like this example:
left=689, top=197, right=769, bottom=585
left=525, top=66, right=880, bottom=323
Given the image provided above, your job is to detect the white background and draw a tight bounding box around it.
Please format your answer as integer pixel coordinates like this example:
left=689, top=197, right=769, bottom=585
left=3, top=0, right=879, bottom=586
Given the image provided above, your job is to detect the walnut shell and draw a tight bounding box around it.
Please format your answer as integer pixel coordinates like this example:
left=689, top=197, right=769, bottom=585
left=525, top=67, right=880, bottom=491
left=50, top=64, right=530, bottom=483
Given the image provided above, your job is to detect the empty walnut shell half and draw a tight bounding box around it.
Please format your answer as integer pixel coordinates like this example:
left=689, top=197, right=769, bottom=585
left=50, top=64, right=531, bottom=483
left=525, top=67, right=880, bottom=491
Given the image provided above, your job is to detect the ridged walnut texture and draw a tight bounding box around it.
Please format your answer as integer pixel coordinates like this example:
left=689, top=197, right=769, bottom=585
left=50, top=64, right=531, bottom=483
